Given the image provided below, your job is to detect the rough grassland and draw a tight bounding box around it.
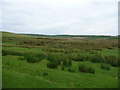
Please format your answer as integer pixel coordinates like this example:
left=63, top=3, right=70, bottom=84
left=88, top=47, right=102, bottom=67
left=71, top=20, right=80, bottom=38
left=2, top=32, right=119, bottom=88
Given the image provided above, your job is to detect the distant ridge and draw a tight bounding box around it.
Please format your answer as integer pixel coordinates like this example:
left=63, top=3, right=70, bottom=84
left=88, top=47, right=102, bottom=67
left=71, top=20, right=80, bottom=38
left=1, top=31, right=119, bottom=39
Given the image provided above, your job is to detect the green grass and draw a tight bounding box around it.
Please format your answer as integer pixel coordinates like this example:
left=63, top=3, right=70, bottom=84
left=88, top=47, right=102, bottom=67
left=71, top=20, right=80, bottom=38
left=2, top=47, right=44, bottom=54
left=2, top=32, right=119, bottom=88
left=3, top=69, right=60, bottom=88
left=100, top=49, right=118, bottom=57
left=2, top=55, right=118, bottom=88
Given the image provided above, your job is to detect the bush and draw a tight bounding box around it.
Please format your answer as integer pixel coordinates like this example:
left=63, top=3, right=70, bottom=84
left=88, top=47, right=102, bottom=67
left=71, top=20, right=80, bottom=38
left=43, top=72, right=48, bottom=76
left=18, top=56, right=24, bottom=60
left=89, top=53, right=103, bottom=63
left=70, top=54, right=85, bottom=62
left=24, top=53, right=39, bottom=63
left=47, top=53, right=63, bottom=69
left=46, top=53, right=73, bottom=69
left=101, top=63, right=111, bottom=70
left=61, top=66, right=64, bottom=70
left=36, top=53, right=46, bottom=60
left=104, top=56, right=118, bottom=67
left=79, top=64, right=95, bottom=74
left=2, top=50, right=9, bottom=56
left=68, top=68, right=75, bottom=72
left=87, top=67, right=95, bottom=73
left=2, top=49, right=23, bottom=56
left=62, top=59, right=72, bottom=67
left=47, top=61, right=58, bottom=69
left=24, top=53, right=45, bottom=63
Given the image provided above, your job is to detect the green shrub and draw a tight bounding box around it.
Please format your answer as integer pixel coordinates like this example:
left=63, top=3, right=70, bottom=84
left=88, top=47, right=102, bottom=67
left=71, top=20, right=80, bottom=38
left=61, top=66, right=64, bottom=70
left=2, top=50, right=9, bottom=56
left=104, top=56, right=118, bottom=67
left=2, top=49, right=23, bottom=56
left=79, top=64, right=95, bottom=74
left=87, top=67, right=95, bottom=73
left=73, top=55, right=85, bottom=61
left=18, top=56, right=24, bottom=60
left=43, top=72, right=48, bottom=76
left=101, top=63, right=111, bottom=70
left=62, top=59, right=72, bottom=67
left=47, top=61, right=58, bottom=69
left=68, top=60, right=72, bottom=66
left=24, top=53, right=39, bottom=63
left=23, top=53, right=45, bottom=63
left=46, top=53, right=63, bottom=69
left=89, top=53, right=103, bottom=63
left=36, top=53, right=46, bottom=60
left=68, top=68, right=75, bottom=72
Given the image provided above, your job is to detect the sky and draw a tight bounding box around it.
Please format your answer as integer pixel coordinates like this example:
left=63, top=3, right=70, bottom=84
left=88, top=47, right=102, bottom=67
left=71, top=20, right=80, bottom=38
left=0, top=0, right=119, bottom=35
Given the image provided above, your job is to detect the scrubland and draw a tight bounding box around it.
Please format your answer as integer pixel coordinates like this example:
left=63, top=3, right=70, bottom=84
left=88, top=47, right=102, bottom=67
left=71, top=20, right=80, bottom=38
left=2, top=32, right=119, bottom=88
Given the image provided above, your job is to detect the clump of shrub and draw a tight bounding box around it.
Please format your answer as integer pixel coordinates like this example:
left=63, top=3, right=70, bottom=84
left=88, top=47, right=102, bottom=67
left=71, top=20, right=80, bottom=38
left=47, top=61, right=58, bottom=69
left=104, top=56, right=118, bottom=67
left=87, top=52, right=118, bottom=67
left=2, top=49, right=23, bottom=56
left=68, top=68, right=75, bottom=72
left=24, top=53, right=39, bottom=63
left=101, top=63, right=111, bottom=70
left=62, top=59, right=72, bottom=67
left=47, top=53, right=62, bottom=69
left=46, top=53, right=73, bottom=69
left=61, top=66, right=64, bottom=70
left=79, top=64, right=95, bottom=74
left=23, top=53, right=46, bottom=63
left=89, top=52, right=103, bottom=63
left=43, top=72, right=48, bottom=76
left=18, top=56, right=24, bottom=60
left=2, top=50, right=9, bottom=56
left=72, top=54, right=85, bottom=62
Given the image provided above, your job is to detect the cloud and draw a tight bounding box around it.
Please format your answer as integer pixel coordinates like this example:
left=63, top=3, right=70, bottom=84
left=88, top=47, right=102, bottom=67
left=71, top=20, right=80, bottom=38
left=1, top=0, right=118, bottom=35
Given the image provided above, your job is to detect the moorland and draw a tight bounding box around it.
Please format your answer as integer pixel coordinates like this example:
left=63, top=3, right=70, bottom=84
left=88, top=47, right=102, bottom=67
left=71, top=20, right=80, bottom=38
left=2, top=32, right=119, bottom=88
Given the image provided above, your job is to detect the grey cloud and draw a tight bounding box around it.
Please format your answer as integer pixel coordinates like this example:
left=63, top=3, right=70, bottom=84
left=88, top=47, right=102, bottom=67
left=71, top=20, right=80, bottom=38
left=1, top=0, right=118, bottom=35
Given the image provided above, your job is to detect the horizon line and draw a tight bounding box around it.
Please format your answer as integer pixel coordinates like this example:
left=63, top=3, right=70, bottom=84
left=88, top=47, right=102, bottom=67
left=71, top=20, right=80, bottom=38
left=1, top=31, right=119, bottom=36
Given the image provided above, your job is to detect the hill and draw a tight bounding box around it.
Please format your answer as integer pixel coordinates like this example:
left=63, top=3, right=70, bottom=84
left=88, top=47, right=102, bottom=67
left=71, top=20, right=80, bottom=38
left=2, top=31, right=119, bottom=88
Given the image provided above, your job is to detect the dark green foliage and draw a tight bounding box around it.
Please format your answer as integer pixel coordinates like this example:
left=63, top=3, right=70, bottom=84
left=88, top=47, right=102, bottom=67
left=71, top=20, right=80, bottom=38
left=79, top=64, right=95, bottom=74
left=62, top=59, right=68, bottom=66
left=87, top=66, right=95, bottom=73
left=72, top=54, right=85, bottom=62
left=68, top=68, right=75, bottom=72
left=47, top=53, right=72, bottom=68
left=47, top=53, right=62, bottom=69
left=68, top=60, right=72, bottom=66
left=47, top=61, right=58, bottom=69
left=18, top=56, right=24, bottom=60
left=62, top=59, right=72, bottom=67
left=24, top=53, right=39, bottom=63
left=2, top=50, right=23, bottom=56
left=43, top=72, right=48, bottom=76
left=61, top=66, right=64, bottom=70
left=23, top=53, right=45, bottom=63
left=89, top=52, right=103, bottom=63
left=36, top=53, right=46, bottom=60
left=104, top=56, right=118, bottom=67
left=47, top=53, right=62, bottom=64
left=101, top=63, right=111, bottom=70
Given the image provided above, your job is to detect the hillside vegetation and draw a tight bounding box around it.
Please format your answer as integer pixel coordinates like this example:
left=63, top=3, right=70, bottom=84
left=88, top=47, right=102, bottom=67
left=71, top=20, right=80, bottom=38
left=2, top=32, right=119, bottom=88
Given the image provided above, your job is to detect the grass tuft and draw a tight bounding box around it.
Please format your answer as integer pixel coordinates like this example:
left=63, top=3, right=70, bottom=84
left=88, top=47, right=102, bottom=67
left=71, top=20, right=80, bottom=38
left=79, top=64, right=95, bottom=74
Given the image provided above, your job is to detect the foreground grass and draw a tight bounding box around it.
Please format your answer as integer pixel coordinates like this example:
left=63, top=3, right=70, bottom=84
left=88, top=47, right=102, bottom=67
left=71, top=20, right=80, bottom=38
left=3, top=55, right=118, bottom=88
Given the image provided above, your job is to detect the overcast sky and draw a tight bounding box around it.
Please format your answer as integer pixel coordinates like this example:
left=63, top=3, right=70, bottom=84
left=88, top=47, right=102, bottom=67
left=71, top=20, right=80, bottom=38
left=1, top=0, right=119, bottom=35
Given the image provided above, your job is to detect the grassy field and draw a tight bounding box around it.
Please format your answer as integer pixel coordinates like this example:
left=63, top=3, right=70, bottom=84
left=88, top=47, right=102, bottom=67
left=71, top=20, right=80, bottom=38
left=2, top=32, right=119, bottom=88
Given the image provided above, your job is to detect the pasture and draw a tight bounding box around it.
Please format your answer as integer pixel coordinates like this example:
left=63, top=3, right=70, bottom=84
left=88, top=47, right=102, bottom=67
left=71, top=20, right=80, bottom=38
left=2, top=32, right=119, bottom=88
